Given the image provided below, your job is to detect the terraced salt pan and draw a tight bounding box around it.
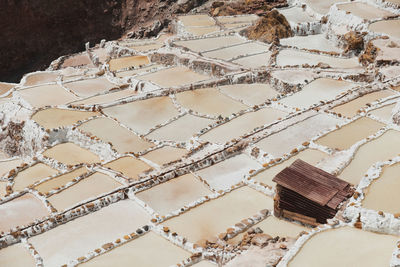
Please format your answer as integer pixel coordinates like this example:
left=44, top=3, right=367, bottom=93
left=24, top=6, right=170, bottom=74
left=0, top=243, right=36, bottom=267
left=78, top=117, right=154, bottom=154
left=32, top=108, right=99, bottom=129
left=253, top=149, right=327, bottom=187
left=115, top=64, right=163, bottom=78
left=195, top=154, right=261, bottom=191
left=43, top=142, right=100, bottom=165
left=70, top=89, right=137, bottom=106
left=18, top=84, right=79, bottom=108
left=30, top=200, right=151, bottom=266
left=103, top=96, right=179, bottom=134
left=223, top=22, right=252, bottom=29
left=278, top=7, right=315, bottom=23
left=255, top=113, right=341, bottom=158
left=185, top=26, right=221, bottom=36
left=218, top=83, right=279, bottom=106
left=104, top=156, right=152, bottom=180
left=369, top=19, right=400, bottom=39
left=108, top=55, right=150, bottom=71
left=280, top=34, right=342, bottom=53
left=232, top=52, right=272, bottom=68
left=136, top=66, right=211, bottom=87
left=369, top=103, right=396, bottom=121
left=191, top=261, right=216, bottom=267
left=136, top=173, right=212, bottom=215
left=288, top=227, right=397, bottom=267
left=91, top=48, right=108, bottom=63
left=63, top=77, right=117, bottom=97
left=200, top=107, right=288, bottom=144
left=279, top=78, right=356, bottom=109
left=174, top=35, right=246, bottom=52
left=203, top=42, right=269, bottom=61
left=62, top=54, right=94, bottom=68
left=81, top=232, right=191, bottom=267
left=128, top=43, right=164, bottom=52
left=146, top=114, right=214, bottom=142
left=216, top=14, right=258, bottom=24
left=339, top=130, right=400, bottom=185
left=13, top=163, right=58, bottom=191
left=179, top=14, right=216, bottom=27
left=337, top=2, right=395, bottom=20
left=330, top=90, right=396, bottom=118
left=163, top=186, right=273, bottom=245
left=0, top=158, right=23, bottom=177
left=175, top=87, right=248, bottom=117
left=48, top=172, right=121, bottom=211
left=0, top=182, right=6, bottom=197
left=142, top=146, right=187, bottom=166
left=316, top=117, right=384, bottom=150
left=0, top=82, right=14, bottom=95
left=23, top=72, right=59, bottom=86
left=0, top=193, right=49, bottom=232
left=304, top=0, right=347, bottom=14
left=277, top=49, right=360, bottom=68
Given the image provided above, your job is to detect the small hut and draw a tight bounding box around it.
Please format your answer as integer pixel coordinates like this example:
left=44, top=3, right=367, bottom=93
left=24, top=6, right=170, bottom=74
left=273, top=159, right=353, bottom=226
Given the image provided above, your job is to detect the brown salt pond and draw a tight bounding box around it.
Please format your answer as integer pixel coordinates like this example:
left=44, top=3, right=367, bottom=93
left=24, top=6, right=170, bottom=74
left=47, top=172, right=121, bottom=211
left=0, top=158, right=23, bottom=177
left=136, top=173, right=212, bottom=215
left=369, top=103, right=396, bottom=122
left=0, top=193, right=49, bottom=232
left=316, top=117, right=384, bottom=150
left=104, top=156, right=152, bottom=180
left=136, top=66, right=211, bottom=87
left=108, top=55, right=150, bottom=71
left=174, top=35, right=246, bottom=53
left=200, top=107, right=288, bottom=144
left=330, top=90, right=396, bottom=118
left=81, top=232, right=190, bottom=267
left=35, top=166, right=88, bottom=194
left=362, top=163, right=400, bottom=214
left=142, top=146, right=187, bottom=166
left=339, top=130, right=400, bottom=185
left=146, top=114, right=214, bottom=142
left=218, top=83, right=279, bottom=106
left=179, top=14, right=216, bottom=27
left=253, top=149, right=327, bottom=187
left=195, top=154, right=261, bottom=191
left=18, top=84, right=79, bottom=108
left=288, top=227, right=397, bottom=267
left=78, top=117, right=154, bottom=154
left=304, top=0, right=347, bottom=14
left=13, top=163, right=58, bottom=191
left=337, top=2, right=395, bottom=20
left=0, top=82, right=15, bottom=95
left=176, top=87, right=248, bottom=117
left=103, top=96, right=179, bottom=134
left=23, top=72, right=59, bottom=86
left=63, top=77, right=117, bottom=97
left=71, top=88, right=137, bottom=106
left=32, top=108, right=99, bottom=129
left=61, top=53, right=94, bottom=68
left=43, top=142, right=100, bottom=165
left=232, top=52, right=272, bottom=68
left=203, top=42, right=269, bottom=61
left=369, top=19, right=400, bottom=39
left=163, top=186, right=273, bottom=245
left=280, top=34, right=342, bottom=53
left=30, top=200, right=151, bottom=266
left=279, top=78, right=356, bottom=109
left=0, top=243, right=36, bottom=267
left=278, top=7, right=315, bottom=23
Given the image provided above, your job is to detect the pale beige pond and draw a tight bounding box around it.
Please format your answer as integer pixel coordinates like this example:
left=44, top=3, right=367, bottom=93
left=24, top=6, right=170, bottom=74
left=163, top=186, right=273, bottom=245
left=78, top=117, right=154, bottom=154
left=200, top=107, right=288, bottom=144
left=147, top=114, right=214, bottom=142
left=203, top=42, right=269, bottom=61
left=316, top=117, right=384, bottom=150
left=62, top=54, right=94, bottom=68
left=176, top=87, right=248, bottom=117
left=0, top=193, right=49, bottom=232
left=253, top=149, right=327, bottom=187
left=339, top=130, right=400, bottom=185
left=179, top=14, right=216, bottom=27
left=103, top=96, right=179, bottom=134
left=256, top=113, right=341, bottom=158
left=109, top=55, right=150, bottom=71
left=232, top=52, right=272, bottom=68
left=216, top=14, right=258, bottom=24
left=277, top=49, right=360, bottom=68
left=142, top=146, right=187, bottom=166
left=32, top=108, right=99, bottom=129
left=195, top=154, right=261, bottom=191
left=18, top=84, right=79, bottom=108
left=91, top=47, right=108, bottom=63
left=304, top=0, right=347, bottom=14
left=116, top=64, right=163, bottom=78
left=279, top=7, right=315, bottom=23
left=280, top=34, right=342, bottom=53
left=0, top=82, right=14, bottom=95
left=185, top=26, right=221, bottom=36
left=288, top=227, right=397, bottom=267
left=24, top=72, right=59, bottom=86
left=43, top=142, right=100, bottom=165
left=35, top=166, right=88, bottom=194
left=13, top=163, right=58, bottom=191
left=81, top=232, right=190, bottom=267
left=279, top=78, right=356, bottom=109
left=369, top=103, right=396, bottom=121
left=369, top=19, right=400, bottom=39
left=330, top=90, right=395, bottom=118
left=363, top=163, right=400, bottom=214
left=128, top=43, right=164, bottom=52
left=136, top=173, right=212, bottom=215
left=337, top=2, right=395, bottom=20
left=30, top=200, right=151, bottom=266
left=191, top=261, right=216, bottom=267
left=0, top=158, right=23, bottom=177
left=0, top=181, right=6, bottom=198
left=104, top=156, right=152, bottom=180
left=174, top=35, right=246, bottom=52
left=48, top=172, right=121, bottom=211
left=63, top=77, right=116, bottom=97
left=219, top=83, right=279, bottom=106
left=0, top=243, right=36, bottom=267
left=136, top=66, right=211, bottom=87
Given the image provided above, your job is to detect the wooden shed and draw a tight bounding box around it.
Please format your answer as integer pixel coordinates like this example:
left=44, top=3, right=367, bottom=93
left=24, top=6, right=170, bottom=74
left=272, top=159, right=353, bottom=226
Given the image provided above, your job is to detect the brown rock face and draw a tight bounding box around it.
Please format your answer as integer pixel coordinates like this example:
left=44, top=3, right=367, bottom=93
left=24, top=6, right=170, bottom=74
left=359, top=40, right=380, bottom=66
left=343, top=31, right=365, bottom=54
left=210, top=0, right=288, bottom=16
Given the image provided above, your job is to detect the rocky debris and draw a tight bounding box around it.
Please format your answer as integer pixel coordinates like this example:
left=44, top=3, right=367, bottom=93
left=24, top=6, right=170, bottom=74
left=210, top=0, right=288, bottom=17
left=0, top=121, right=25, bottom=156
left=343, top=31, right=365, bottom=54
left=359, top=39, right=380, bottom=66
left=250, top=233, right=273, bottom=248
left=242, top=10, right=292, bottom=43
